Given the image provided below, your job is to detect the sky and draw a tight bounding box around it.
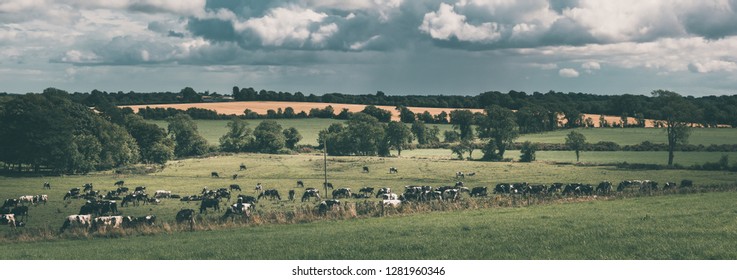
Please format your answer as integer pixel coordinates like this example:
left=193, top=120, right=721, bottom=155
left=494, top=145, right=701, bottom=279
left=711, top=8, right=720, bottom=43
left=2, top=0, right=737, bottom=97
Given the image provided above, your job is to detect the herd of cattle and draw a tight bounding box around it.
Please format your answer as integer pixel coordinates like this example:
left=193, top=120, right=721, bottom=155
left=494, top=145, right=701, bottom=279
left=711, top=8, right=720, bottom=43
left=0, top=166, right=696, bottom=232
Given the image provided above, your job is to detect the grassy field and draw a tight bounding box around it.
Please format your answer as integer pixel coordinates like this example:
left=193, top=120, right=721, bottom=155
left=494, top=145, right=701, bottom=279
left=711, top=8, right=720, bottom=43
left=400, top=149, right=737, bottom=166
left=1, top=153, right=736, bottom=234
left=518, top=127, right=737, bottom=146
left=3, top=190, right=737, bottom=259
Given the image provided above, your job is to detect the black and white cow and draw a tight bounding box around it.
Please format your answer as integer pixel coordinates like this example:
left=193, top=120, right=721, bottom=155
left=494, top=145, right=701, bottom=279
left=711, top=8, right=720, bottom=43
left=258, top=189, right=281, bottom=200
left=60, top=214, right=92, bottom=232
left=232, top=174, right=238, bottom=180
left=115, top=187, right=129, bottom=195
left=114, top=180, right=125, bottom=187
left=362, top=166, right=369, bottom=173
left=93, top=216, right=124, bottom=230
left=43, top=182, right=51, bottom=189
left=316, top=199, right=341, bottom=213
left=332, top=188, right=352, bottom=199
left=382, top=199, right=401, bottom=208
left=663, top=182, right=677, bottom=191
left=288, top=190, right=296, bottom=201
left=596, top=181, right=613, bottom=195
left=296, top=180, right=305, bottom=188
left=239, top=163, right=247, bottom=171
left=323, top=182, right=334, bottom=190
left=1, top=214, right=16, bottom=228
left=359, top=187, right=374, bottom=195
left=199, top=198, right=220, bottom=214
left=83, top=183, right=94, bottom=192
left=175, top=209, right=196, bottom=225
left=470, top=186, right=488, bottom=197
left=237, top=195, right=258, bottom=204
left=301, top=189, right=321, bottom=202
left=11, top=206, right=28, bottom=221
left=33, top=194, right=48, bottom=205
left=389, top=167, right=398, bottom=174
left=375, top=188, right=391, bottom=198
left=211, top=172, right=220, bottom=178
left=229, top=184, right=242, bottom=192
left=134, top=186, right=146, bottom=193
left=2, top=198, right=19, bottom=208
left=154, top=190, right=172, bottom=199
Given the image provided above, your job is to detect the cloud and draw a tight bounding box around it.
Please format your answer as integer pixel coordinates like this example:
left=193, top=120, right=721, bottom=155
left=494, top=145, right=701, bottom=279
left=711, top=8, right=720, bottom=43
left=233, top=6, right=337, bottom=47
left=419, top=3, right=501, bottom=43
left=688, top=60, right=737, bottom=73
left=559, top=68, right=579, bottom=77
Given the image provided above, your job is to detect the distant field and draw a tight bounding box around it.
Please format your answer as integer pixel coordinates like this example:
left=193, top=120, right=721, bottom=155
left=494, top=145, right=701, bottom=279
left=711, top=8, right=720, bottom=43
left=400, top=149, right=737, bottom=166
left=518, top=128, right=737, bottom=146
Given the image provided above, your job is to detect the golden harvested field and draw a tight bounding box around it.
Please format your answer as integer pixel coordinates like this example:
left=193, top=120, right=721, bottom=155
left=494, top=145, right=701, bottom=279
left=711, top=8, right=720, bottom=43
left=123, top=101, right=718, bottom=127
left=124, top=101, right=483, bottom=122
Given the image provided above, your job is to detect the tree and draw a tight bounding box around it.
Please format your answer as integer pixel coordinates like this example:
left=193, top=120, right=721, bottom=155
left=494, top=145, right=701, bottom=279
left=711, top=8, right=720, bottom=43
left=396, top=105, right=416, bottom=123
left=519, top=141, right=536, bottom=162
left=652, top=90, right=699, bottom=166
left=283, top=127, right=302, bottom=150
left=565, top=130, right=586, bottom=162
left=219, top=118, right=253, bottom=152
left=411, top=120, right=428, bottom=145
left=361, top=105, right=392, bottom=122
left=477, top=105, right=519, bottom=160
left=443, top=130, right=460, bottom=143
left=167, top=114, right=209, bottom=158
left=180, top=87, right=201, bottom=103
left=253, top=120, right=286, bottom=153
left=125, top=114, right=173, bottom=164
left=451, top=141, right=472, bottom=160
left=450, top=109, right=475, bottom=141
left=385, top=121, right=414, bottom=156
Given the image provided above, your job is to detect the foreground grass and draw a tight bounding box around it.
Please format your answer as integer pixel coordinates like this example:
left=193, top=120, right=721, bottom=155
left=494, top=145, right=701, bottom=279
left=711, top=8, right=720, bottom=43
left=2, top=191, right=737, bottom=259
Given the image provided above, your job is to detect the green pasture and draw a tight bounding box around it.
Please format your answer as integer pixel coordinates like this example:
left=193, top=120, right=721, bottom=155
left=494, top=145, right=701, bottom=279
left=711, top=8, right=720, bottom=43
left=1, top=153, right=736, bottom=235
left=518, top=127, right=737, bottom=146
left=3, top=191, right=737, bottom=259
left=400, top=149, right=737, bottom=166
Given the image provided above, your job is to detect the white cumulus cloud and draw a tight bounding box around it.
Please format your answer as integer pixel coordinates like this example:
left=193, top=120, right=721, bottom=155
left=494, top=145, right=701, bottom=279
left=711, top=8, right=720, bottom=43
left=419, top=3, right=502, bottom=43
left=559, top=68, right=580, bottom=77
left=235, top=6, right=338, bottom=47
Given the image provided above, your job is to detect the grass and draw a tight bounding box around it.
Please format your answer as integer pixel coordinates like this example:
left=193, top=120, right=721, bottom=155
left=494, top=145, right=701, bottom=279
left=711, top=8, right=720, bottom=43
left=517, top=127, right=737, bottom=146
left=3, top=191, right=737, bottom=259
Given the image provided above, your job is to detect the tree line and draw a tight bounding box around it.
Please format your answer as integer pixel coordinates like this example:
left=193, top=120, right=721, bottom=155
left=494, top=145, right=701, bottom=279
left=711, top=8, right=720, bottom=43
left=0, top=89, right=304, bottom=174
left=61, top=86, right=737, bottom=128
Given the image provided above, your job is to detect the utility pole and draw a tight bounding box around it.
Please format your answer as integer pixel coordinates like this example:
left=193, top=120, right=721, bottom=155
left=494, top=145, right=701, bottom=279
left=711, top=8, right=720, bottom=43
left=323, top=138, right=328, bottom=199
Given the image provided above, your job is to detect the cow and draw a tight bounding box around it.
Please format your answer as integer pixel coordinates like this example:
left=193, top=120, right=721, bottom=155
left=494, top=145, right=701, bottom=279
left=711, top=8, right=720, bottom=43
left=211, top=172, right=220, bottom=178
left=3, top=199, right=19, bottom=208
left=255, top=183, right=263, bottom=193
left=228, top=184, right=241, bottom=192
left=175, top=209, right=196, bottom=226
left=93, top=216, right=124, bottom=230
left=323, top=182, right=334, bottom=190
left=316, top=199, right=341, bottom=213
left=382, top=199, right=401, bottom=208
left=236, top=194, right=257, bottom=204
left=104, top=191, right=121, bottom=201
left=456, top=171, right=464, bottom=178
left=389, top=167, right=398, bottom=174
left=114, top=180, right=125, bottom=187
left=332, top=188, right=352, bottom=199
left=381, top=193, right=399, bottom=200
left=301, top=189, right=321, bottom=202
left=134, top=186, right=146, bottom=193
left=640, top=180, right=658, bottom=193
left=83, top=183, right=94, bottom=192
left=134, top=215, right=156, bottom=226
left=575, top=184, right=594, bottom=196
left=258, top=189, right=281, bottom=200
left=376, top=188, right=391, bottom=198
left=663, top=182, right=677, bottom=191
left=121, top=194, right=138, bottom=207
left=351, top=193, right=370, bottom=199
left=154, top=190, right=172, bottom=199
left=115, top=187, right=129, bottom=194
left=596, top=181, right=613, bottom=195
left=494, top=184, right=511, bottom=194
left=33, top=194, right=49, bottom=205
left=60, top=214, right=92, bottom=232
left=455, top=181, right=464, bottom=188
left=11, top=206, right=28, bottom=221
left=359, top=187, right=374, bottom=196
left=91, top=200, right=119, bottom=215
left=222, top=202, right=253, bottom=221
left=466, top=172, right=476, bottom=177
left=296, top=180, right=305, bottom=188
left=288, top=190, right=296, bottom=201
left=215, top=188, right=231, bottom=201
left=199, top=198, right=220, bottom=214
left=239, top=163, right=247, bottom=171
left=232, top=174, right=238, bottom=180
left=43, top=182, right=51, bottom=189
left=470, top=186, right=488, bottom=197
left=362, top=166, right=369, bottom=173
left=148, top=198, right=161, bottom=205
left=1, top=214, right=16, bottom=228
